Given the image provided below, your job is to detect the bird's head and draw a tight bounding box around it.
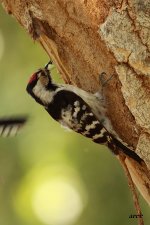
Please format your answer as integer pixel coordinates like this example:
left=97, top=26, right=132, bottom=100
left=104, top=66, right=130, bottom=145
left=26, top=61, right=57, bottom=106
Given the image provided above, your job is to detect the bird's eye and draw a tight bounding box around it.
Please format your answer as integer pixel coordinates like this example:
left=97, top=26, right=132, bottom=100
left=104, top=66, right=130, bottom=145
left=36, top=70, right=42, bottom=78
left=39, top=70, right=49, bottom=86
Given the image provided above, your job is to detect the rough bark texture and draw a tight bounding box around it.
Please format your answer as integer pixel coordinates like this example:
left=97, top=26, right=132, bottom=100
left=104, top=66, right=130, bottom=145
left=1, top=0, right=150, bottom=205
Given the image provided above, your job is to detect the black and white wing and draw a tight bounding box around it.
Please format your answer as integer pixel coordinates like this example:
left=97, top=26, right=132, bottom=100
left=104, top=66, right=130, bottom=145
left=0, top=117, right=27, bottom=137
left=46, top=90, right=141, bottom=161
left=45, top=90, right=125, bottom=153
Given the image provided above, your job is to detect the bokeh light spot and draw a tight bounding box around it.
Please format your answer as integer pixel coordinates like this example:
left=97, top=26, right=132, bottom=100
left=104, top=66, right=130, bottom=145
left=32, top=177, right=85, bottom=225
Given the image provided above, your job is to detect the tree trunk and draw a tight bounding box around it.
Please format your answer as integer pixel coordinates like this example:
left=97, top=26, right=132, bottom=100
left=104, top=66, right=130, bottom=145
left=1, top=0, right=150, bottom=205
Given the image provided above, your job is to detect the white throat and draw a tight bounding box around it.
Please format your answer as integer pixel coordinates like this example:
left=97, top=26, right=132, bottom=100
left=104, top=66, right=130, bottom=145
left=33, top=80, right=54, bottom=105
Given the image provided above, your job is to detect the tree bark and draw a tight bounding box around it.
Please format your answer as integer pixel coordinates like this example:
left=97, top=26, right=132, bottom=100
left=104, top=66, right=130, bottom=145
left=1, top=0, right=150, bottom=205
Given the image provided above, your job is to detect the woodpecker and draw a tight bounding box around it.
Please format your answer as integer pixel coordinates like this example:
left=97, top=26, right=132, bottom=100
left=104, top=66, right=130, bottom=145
left=26, top=62, right=141, bottom=161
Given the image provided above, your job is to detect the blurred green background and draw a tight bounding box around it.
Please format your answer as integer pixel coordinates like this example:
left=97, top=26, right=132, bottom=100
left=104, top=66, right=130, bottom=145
left=0, top=5, right=149, bottom=225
